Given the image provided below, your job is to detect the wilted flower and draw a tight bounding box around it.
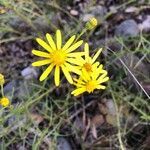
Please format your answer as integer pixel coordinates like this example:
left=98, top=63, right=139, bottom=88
left=32, top=30, right=84, bottom=86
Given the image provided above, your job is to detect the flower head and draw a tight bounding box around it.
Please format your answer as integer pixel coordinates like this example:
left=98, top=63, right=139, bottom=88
left=32, top=30, right=84, bottom=86
left=71, top=64, right=109, bottom=96
left=0, top=97, right=10, bottom=107
left=74, top=43, right=102, bottom=73
left=86, top=17, right=98, bottom=30
left=0, top=73, right=5, bottom=85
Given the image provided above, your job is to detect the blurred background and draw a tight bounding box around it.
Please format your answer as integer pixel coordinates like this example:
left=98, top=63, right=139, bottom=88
left=0, top=0, right=150, bottom=149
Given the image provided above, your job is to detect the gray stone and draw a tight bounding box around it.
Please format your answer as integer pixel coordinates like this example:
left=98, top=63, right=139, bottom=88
left=4, top=80, right=19, bottom=99
left=33, top=16, right=51, bottom=32
left=114, top=53, right=149, bottom=91
left=4, top=80, right=35, bottom=100
left=105, top=99, right=116, bottom=116
left=89, top=5, right=107, bottom=18
left=18, top=146, right=27, bottom=150
left=82, top=5, right=107, bottom=22
left=122, top=54, right=148, bottom=75
left=17, top=80, right=32, bottom=99
left=123, top=54, right=149, bottom=89
left=125, top=6, right=139, bottom=13
left=9, top=17, right=29, bottom=32
left=21, top=66, right=39, bottom=80
left=138, top=15, right=150, bottom=32
left=109, top=6, right=117, bottom=14
left=115, top=19, right=139, bottom=37
left=4, top=66, right=39, bottom=99
left=57, top=137, right=72, bottom=150
left=9, top=17, right=23, bottom=28
left=82, top=14, right=94, bottom=22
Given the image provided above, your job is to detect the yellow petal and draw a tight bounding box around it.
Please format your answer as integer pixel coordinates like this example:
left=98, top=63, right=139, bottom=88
left=65, top=40, right=83, bottom=53
left=32, top=50, right=50, bottom=58
left=92, top=62, right=100, bottom=69
left=92, top=64, right=103, bottom=79
left=64, top=62, right=81, bottom=75
left=97, top=85, right=106, bottom=89
left=91, top=62, right=100, bottom=78
left=98, top=64, right=103, bottom=69
left=74, top=83, right=84, bottom=88
left=74, top=82, right=85, bottom=88
left=67, top=58, right=84, bottom=66
left=100, top=69, right=108, bottom=76
left=71, top=88, right=86, bottom=96
left=62, top=35, right=76, bottom=51
left=72, top=68, right=81, bottom=75
left=67, top=52, right=85, bottom=57
left=61, top=65, right=73, bottom=84
left=81, top=69, right=90, bottom=81
left=55, top=66, right=60, bottom=86
left=96, top=70, right=108, bottom=80
left=97, top=76, right=109, bottom=83
left=73, top=78, right=86, bottom=87
left=87, top=56, right=93, bottom=64
left=46, top=33, right=56, bottom=50
left=36, top=38, right=52, bottom=53
left=56, top=30, right=62, bottom=50
left=32, top=59, right=51, bottom=66
left=92, top=48, right=102, bottom=64
left=39, top=64, right=54, bottom=81
left=84, top=43, right=89, bottom=61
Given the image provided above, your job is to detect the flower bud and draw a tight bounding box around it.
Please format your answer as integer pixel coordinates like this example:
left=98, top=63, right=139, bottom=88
left=86, top=17, right=98, bottom=30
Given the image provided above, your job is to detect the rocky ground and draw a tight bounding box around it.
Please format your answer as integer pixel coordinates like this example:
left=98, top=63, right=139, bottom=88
left=0, top=0, right=150, bottom=149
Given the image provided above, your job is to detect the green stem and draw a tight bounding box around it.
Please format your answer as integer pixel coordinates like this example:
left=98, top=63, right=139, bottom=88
left=1, top=85, right=4, bottom=97
left=75, top=28, right=87, bottom=43
left=110, top=84, right=125, bottom=150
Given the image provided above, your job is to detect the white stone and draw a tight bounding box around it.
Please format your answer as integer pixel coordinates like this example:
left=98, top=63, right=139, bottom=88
left=70, top=10, right=79, bottom=16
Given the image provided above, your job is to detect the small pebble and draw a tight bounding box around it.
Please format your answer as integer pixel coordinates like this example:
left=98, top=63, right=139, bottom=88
left=70, top=10, right=79, bottom=16
left=92, top=115, right=105, bottom=127
left=21, top=66, right=39, bottom=80
left=125, top=6, right=139, bottom=13
left=105, top=100, right=116, bottom=116
left=138, top=15, right=150, bottom=32
left=57, top=137, right=72, bottom=150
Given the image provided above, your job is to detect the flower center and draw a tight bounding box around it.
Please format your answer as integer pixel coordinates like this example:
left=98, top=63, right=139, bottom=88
left=51, top=50, right=66, bottom=66
left=86, top=80, right=97, bottom=93
left=83, top=63, right=92, bottom=72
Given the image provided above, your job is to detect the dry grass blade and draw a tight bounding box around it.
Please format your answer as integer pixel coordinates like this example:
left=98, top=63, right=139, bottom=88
left=107, top=47, right=150, bottom=100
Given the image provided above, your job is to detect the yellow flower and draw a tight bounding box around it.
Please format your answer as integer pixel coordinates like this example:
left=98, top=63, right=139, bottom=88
left=71, top=64, right=109, bottom=96
left=32, top=30, right=84, bottom=86
left=73, top=43, right=102, bottom=73
left=0, top=97, right=10, bottom=107
left=86, top=17, right=98, bottom=30
left=0, top=73, right=5, bottom=85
